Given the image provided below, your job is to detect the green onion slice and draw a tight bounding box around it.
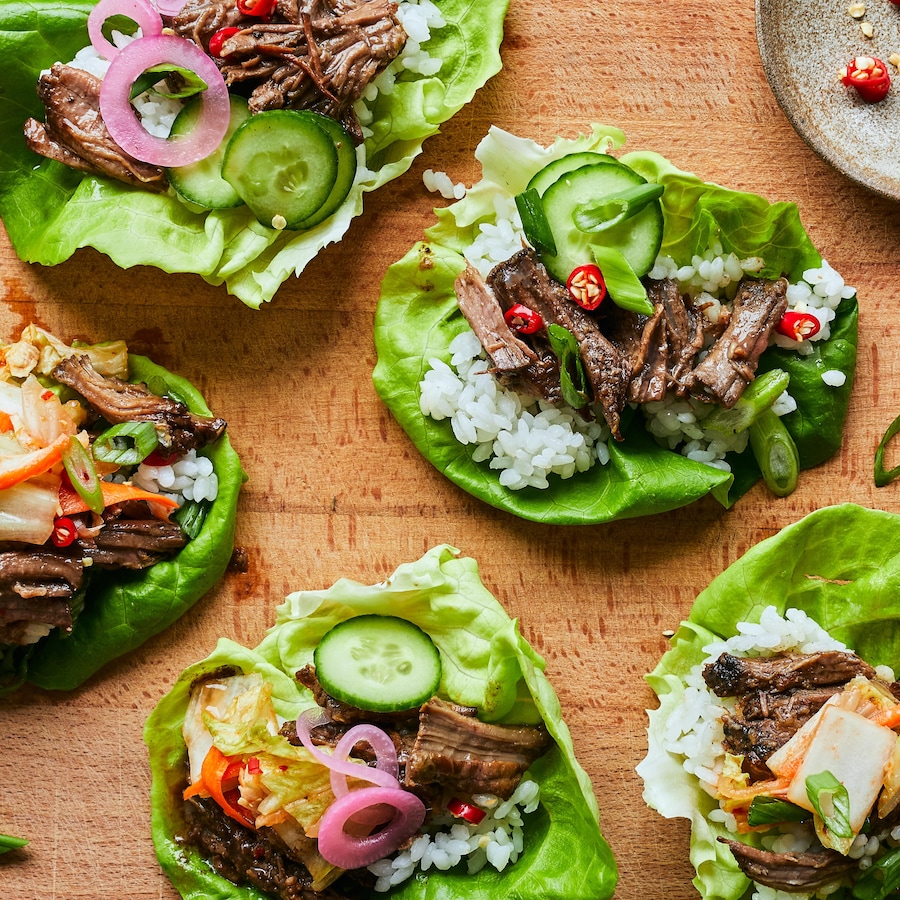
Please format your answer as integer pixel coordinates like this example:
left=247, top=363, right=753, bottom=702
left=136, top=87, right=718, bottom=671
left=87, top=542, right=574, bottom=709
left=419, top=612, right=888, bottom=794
left=62, top=436, right=104, bottom=515
left=747, top=795, right=811, bottom=827
left=806, top=770, right=852, bottom=839
left=0, top=833, right=28, bottom=854
left=514, top=187, right=557, bottom=256
left=852, top=846, right=900, bottom=900
left=174, top=499, right=210, bottom=541
left=703, top=369, right=790, bottom=436
left=875, top=411, right=900, bottom=487
left=590, top=244, right=653, bottom=315
left=547, top=324, right=589, bottom=408
left=574, top=182, right=664, bottom=234
left=749, top=410, right=800, bottom=497
left=93, top=421, right=159, bottom=467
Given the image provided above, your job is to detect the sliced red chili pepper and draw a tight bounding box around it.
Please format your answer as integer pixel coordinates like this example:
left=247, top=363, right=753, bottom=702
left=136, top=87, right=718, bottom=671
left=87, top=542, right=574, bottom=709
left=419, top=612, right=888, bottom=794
left=41, top=390, right=54, bottom=401
left=775, top=311, right=821, bottom=341
left=208, top=26, right=241, bottom=57
left=566, top=264, right=607, bottom=310
left=236, top=0, right=276, bottom=16
left=143, top=449, right=176, bottom=467
left=447, top=798, right=486, bottom=825
left=841, top=56, right=890, bottom=103
left=246, top=757, right=262, bottom=775
left=503, top=303, right=544, bottom=335
left=51, top=516, right=77, bottom=548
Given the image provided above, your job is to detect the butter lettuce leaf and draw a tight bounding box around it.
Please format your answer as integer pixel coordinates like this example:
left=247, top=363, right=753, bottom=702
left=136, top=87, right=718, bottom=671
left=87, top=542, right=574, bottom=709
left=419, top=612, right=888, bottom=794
left=145, top=545, right=618, bottom=900
left=638, top=504, right=900, bottom=899
left=0, top=0, right=508, bottom=308
left=372, top=126, right=857, bottom=524
left=0, top=354, right=244, bottom=693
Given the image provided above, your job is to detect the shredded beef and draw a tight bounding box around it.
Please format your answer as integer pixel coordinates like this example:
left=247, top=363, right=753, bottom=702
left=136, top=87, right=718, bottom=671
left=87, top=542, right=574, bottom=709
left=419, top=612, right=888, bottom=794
left=686, top=276, right=788, bottom=407
left=24, top=64, right=168, bottom=191
left=404, top=698, right=552, bottom=798
left=719, top=839, right=856, bottom=892
left=703, top=651, right=876, bottom=697
left=487, top=249, right=629, bottom=437
left=52, top=355, right=227, bottom=454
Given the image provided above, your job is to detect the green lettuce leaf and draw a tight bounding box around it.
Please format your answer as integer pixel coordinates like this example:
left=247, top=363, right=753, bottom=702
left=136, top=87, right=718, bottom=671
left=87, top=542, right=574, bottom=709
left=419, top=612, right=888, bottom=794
left=0, top=354, right=245, bottom=693
left=0, top=0, right=508, bottom=308
left=638, top=503, right=900, bottom=900
left=145, top=545, right=618, bottom=900
left=372, top=126, right=858, bottom=524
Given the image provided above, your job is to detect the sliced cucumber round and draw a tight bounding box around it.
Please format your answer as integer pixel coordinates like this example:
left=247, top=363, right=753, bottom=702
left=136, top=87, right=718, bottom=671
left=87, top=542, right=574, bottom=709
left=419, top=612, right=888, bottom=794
left=222, top=110, right=338, bottom=230
left=313, top=615, right=441, bottom=713
left=527, top=151, right=628, bottom=197
left=167, top=95, right=251, bottom=209
left=540, top=162, right=664, bottom=283
left=291, top=115, right=357, bottom=230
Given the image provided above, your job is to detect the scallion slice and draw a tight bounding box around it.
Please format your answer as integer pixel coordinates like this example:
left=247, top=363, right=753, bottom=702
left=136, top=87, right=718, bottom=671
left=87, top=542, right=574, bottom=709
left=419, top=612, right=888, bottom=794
left=574, top=182, right=664, bottom=233
left=875, top=411, right=900, bottom=487
left=93, top=421, right=159, bottom=467
left=514, top=187, right=557, bottom=256
left=806, top=770, right=852, bottom=839
left=749, top=410, right=800, bottom=497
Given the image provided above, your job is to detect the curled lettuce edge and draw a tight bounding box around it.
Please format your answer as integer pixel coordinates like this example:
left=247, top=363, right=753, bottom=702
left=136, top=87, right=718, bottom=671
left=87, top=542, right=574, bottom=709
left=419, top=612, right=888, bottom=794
left=2, top=353, right=245, bottom=694
left=637, top=503, right=900, bottom=900
left=145, top=544, right=618, bottom=900
left=372, top=125, right=858, bottom=525
left=0, top=0, right=509, bottom=308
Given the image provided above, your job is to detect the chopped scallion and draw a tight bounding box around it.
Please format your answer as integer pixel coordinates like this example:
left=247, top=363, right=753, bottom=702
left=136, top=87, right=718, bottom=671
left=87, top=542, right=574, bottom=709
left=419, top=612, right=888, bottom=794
left=93, top=421, right=159, bottom=467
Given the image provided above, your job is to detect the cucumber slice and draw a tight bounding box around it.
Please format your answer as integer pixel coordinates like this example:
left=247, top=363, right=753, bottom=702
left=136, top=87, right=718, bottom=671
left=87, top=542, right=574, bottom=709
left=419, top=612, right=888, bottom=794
left=540, top=162, right=664, bottom=283
left=167, top=95, right=251, bottom=209
left=291, top=115, right=358, bottom=230
left=527, top=151, right=627, bottom=197
left=314, top=615, right=441, bottom=713
left=222, top=110, right=338, bottom=230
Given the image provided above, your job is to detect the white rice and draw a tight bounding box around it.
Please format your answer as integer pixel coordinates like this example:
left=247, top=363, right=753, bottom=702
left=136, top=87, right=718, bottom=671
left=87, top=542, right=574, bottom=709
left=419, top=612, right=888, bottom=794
left=419, top=331, right=609, bottom=490
left=131, top=448, right=219, bottom=504
left=664, top=607, right=898, bottom=900
left=367, top=778, right=540, bottom=891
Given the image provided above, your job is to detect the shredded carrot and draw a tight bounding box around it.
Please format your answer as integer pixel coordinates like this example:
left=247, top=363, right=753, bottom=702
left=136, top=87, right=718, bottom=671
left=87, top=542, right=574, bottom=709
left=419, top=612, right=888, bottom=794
left=0, top=433, right=69, bottom=492
left=58, top=480, right=178, bottom=517
left=0, top=411, right=14, bottom=434
left=873, top=706, right=900, bottom=730
left=189, top=746, right=255, bottom=828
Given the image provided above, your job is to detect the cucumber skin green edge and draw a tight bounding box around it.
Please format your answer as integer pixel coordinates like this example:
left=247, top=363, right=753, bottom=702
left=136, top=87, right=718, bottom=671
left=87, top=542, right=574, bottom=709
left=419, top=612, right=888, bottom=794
left=314, top=615, right=441, bottom=713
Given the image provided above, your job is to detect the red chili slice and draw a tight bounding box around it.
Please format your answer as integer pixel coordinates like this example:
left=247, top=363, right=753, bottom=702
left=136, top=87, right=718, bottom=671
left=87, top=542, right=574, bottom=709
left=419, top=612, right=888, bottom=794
left=775, top=311, right=821, bottom=341
left=841, top=56, right=890, bottom=103
left=209, top=26, right=241, bottom=58
left=566, top=264, right=606, bottom=310
left=236, top=0, right=276, bottom=16
left=447, top=798, right=486, bottom=825
left=504, top=303, right=544, bottom=334
left=51, top=516, right=77, bottom=548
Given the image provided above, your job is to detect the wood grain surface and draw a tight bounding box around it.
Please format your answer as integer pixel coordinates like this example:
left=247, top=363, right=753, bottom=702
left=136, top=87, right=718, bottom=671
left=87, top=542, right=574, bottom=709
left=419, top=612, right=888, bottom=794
left=2, top=1, right=900, bottom=897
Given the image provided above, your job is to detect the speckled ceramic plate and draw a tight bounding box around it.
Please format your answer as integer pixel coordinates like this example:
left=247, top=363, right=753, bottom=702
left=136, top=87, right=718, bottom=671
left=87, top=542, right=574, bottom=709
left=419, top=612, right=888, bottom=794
left=756, top=0, right=900, bottom=200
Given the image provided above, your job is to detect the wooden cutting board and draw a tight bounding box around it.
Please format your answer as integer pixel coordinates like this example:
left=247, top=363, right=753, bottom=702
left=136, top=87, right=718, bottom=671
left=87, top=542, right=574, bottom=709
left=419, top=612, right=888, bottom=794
left=2, top=1, right=900, bottom=897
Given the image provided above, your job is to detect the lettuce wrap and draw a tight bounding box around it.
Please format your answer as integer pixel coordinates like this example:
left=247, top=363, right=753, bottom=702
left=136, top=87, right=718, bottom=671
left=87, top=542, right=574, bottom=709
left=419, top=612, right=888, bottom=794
left=0, top=0, right=507, bottom=308
left=145, top=544, right=618, bottom=899
left=637, top=503, right=900, bottom=900
left=0, top=349, right=244, bottom=694
left=372, top=126, right=858, bottom=524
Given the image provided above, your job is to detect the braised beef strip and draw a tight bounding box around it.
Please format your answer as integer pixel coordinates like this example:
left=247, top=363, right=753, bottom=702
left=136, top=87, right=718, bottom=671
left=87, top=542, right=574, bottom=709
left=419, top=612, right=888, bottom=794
left=703, top=651, right=875, bottom=697
left=686, top=276, right=788, bottom=407
left=0, top=551, right=83, bottom=644
left=718, top=839, right=856, bottom=893
left=52, top=354, right=227, bottom=454
left=24, top=64, right=168, bottom=191
left=454, top=263, right=537, bottom=373
left=487, top=249, right=629, bottom=437
left=405, top=697, right=552, bottom=798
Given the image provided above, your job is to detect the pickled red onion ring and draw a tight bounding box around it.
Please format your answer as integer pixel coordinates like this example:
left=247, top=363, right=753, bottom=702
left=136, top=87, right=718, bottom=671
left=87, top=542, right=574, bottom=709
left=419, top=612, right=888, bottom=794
left=88, top=0, right=162, bottom=61
left=295, top=712, right=398, bottom=792
left=153, top=0, right=186, bottom=14
left=331, top=724, right=400, bottom=798
left=99, top=34, right=230, bottom=167
left=316, top=786, right=427, bottom=869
